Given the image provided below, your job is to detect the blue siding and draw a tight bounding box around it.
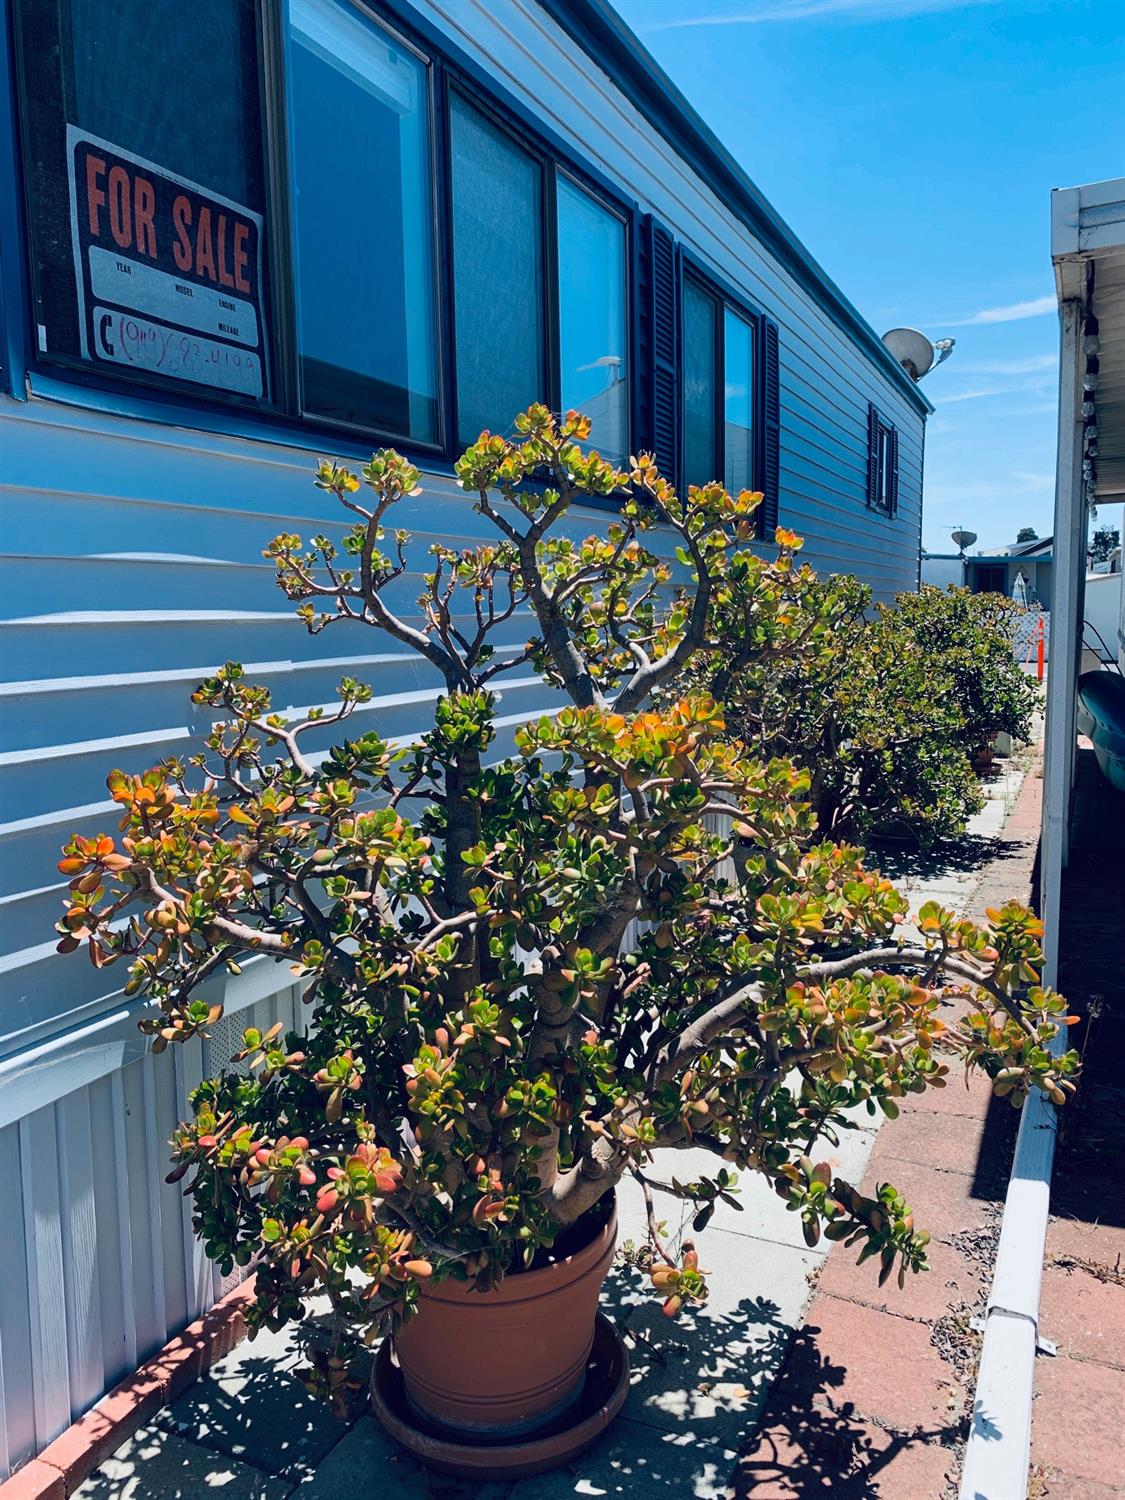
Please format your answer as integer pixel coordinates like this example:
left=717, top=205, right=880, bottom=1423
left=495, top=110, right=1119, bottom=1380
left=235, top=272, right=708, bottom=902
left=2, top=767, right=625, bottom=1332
left=0, top=0, right=925, bottom=1473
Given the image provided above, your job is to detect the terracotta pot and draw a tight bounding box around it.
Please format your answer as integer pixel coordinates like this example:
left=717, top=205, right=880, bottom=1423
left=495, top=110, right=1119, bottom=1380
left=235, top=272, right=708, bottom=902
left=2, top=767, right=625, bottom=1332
left=393, top=1199, right=617, bottom=1439
left=373, top=1313, right=629, bottom=1479
left=973, top=741, right=996, bottom=770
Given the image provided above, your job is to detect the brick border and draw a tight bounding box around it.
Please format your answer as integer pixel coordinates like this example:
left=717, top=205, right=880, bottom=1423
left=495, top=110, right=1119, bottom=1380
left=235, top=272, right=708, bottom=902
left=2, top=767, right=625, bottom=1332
left=0, top=1280, right=257, bottom=1499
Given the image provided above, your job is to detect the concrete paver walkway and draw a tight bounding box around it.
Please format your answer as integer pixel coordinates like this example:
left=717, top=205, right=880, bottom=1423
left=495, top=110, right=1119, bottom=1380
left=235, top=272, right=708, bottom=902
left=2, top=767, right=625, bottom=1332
left=69, top=750, right=1037, bottom=1500
left=734, top=729, right=1124, bottom=1500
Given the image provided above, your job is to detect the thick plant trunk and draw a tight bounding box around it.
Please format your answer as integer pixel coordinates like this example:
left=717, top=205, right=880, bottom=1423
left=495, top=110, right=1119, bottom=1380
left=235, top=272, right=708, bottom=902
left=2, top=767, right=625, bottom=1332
left=549, top=1141, right=626, bottom=1227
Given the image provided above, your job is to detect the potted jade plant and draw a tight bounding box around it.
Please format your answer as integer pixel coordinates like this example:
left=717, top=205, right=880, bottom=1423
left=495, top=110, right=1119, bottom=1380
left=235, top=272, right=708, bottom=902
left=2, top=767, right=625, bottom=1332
left=55, top=408, right=1076, bottom=1477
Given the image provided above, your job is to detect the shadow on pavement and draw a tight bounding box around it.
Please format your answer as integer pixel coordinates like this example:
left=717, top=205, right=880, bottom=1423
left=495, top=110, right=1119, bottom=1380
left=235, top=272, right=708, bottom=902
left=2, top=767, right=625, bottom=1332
left=729, top=1324, right=962, bottom=1499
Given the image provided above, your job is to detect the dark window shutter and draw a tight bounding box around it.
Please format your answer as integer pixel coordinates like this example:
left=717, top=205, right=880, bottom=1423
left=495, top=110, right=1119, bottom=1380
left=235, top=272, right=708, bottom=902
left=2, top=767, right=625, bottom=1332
left=760, top=317, right=780, bottom=538
left=889, top=423, right=900, bottom=515
left=645, top=216, right=678, bottom=481
left=866, top=402, right=880, bottom=509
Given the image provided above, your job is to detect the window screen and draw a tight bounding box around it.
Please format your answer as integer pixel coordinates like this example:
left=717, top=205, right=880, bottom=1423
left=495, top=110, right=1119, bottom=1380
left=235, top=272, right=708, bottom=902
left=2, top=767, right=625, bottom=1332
left=450, top=96, right=546, bottom=449
left=289, top=0, right=439, bottom=442
left=15, top=0, right=272, bottom=402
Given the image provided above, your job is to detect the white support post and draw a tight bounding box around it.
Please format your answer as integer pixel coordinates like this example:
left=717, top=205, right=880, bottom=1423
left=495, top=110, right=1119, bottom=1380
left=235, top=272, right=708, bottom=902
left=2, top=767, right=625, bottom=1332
left=960, top=294, right=1085, bottom=1500
left=1040, top=296, right=1085, bottom=991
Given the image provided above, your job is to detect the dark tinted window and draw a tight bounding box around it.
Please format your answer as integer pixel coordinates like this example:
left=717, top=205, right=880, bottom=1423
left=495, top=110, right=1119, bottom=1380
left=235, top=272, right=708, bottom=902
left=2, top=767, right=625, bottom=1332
left=881, top=427, right=895, bottom=509
left=289, top=0, right=439, bottom=442
left=684, top=275, right=759, bottom=497
left=868, top=404, right=898, bottom=515
left=15, top=0, right=271, bottom=402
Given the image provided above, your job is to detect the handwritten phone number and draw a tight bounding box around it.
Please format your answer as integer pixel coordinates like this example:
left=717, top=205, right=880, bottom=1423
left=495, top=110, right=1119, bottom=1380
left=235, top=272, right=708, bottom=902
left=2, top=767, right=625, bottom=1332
left=92, top=307, right=263, bottom=397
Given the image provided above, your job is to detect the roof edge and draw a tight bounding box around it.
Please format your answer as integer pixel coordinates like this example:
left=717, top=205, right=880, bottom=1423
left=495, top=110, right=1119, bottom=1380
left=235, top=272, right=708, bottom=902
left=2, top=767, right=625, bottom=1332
left=537, top=0, right=933, bottom=417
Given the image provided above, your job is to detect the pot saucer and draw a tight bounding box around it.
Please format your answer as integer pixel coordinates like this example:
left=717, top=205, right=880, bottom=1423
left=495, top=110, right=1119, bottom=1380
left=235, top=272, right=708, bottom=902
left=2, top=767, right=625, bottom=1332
left=371, top=1312, right=630, bottom=1479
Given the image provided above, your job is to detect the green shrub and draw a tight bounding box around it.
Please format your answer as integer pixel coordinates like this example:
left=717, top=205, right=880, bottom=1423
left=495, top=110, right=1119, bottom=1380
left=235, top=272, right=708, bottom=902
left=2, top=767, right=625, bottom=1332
left=695, top=560, right=1037, bottom=844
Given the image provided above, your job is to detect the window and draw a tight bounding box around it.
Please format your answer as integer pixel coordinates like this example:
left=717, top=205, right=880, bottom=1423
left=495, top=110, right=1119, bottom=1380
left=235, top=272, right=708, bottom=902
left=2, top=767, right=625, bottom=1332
left=449, top=104, right=630, bottom=461
left=724, top=307, right=755, bottom=495
left=682, top=278, right=719, bottom=490
left=9, top=2, right=661, bottom=476
left=450, top=95, right=546, bottom=449
left=289, top=0, right=440, bottom=443
left=681, top=273, right=758, bottom=496
left=867, top=403, right=899, bottom=516
left=557, top=177, right=628, bottom=466
left=972, top=565, right=1007, bottom=595
left=15, top=0, right=272, bottom=403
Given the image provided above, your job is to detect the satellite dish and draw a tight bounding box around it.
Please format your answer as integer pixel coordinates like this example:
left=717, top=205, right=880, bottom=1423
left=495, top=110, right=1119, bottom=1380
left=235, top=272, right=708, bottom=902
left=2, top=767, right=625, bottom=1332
left=882, top=328, right=936, bottom=380
left=951, top=529, right=977, bottom=554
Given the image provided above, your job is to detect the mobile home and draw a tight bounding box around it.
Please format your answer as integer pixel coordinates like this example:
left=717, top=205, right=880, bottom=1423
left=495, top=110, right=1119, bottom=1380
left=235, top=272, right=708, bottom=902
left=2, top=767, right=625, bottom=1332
left=0, top=0, right=931, bottom=1473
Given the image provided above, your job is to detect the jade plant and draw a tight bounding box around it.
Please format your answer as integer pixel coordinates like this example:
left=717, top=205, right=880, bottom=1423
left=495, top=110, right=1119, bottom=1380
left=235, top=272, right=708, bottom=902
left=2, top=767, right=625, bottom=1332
left=55, top=407, right=1076, bottom=1405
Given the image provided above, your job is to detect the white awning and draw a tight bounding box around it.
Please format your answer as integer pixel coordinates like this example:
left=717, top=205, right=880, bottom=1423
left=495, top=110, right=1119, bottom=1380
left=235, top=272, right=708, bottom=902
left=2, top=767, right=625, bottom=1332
left=1053, top=178, right=1125, bottom=505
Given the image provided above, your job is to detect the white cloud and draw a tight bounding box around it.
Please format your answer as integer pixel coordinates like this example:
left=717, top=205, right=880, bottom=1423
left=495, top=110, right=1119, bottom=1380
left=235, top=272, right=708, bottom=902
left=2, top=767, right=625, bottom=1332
left=935, top=356, right=1058, bottom=404
left=938, top=385, right=1020, bottom=404
left=646, top=0, right=998, bottom=27
left=957, top=354, right=1057, bottom=377
left=944, top=295, right=1057, bottom=327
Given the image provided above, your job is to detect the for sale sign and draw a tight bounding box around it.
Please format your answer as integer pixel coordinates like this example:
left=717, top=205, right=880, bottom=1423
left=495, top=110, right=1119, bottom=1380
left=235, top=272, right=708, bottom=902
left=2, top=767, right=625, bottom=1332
left=66, top=128, right=269, bottom=400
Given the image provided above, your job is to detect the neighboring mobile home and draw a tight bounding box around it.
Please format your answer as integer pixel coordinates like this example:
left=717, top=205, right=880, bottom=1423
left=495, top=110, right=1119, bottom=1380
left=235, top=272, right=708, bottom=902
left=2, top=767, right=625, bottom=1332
left=922, top=536, right=1054, bottom=608
left=964, top=534, right=1053, bottom=609
left=0, top=0, right=931, bottom=1473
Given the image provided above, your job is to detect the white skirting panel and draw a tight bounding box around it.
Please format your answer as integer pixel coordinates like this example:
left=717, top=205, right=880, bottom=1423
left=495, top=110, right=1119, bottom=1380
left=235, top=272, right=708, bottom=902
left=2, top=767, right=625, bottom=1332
left=0, top=983, right=303, bottom=1480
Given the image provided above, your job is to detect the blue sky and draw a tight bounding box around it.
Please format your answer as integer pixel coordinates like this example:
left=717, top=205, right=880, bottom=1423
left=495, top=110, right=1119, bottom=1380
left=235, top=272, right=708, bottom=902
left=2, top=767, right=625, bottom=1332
left=613, top=0, right=1125, bottom=552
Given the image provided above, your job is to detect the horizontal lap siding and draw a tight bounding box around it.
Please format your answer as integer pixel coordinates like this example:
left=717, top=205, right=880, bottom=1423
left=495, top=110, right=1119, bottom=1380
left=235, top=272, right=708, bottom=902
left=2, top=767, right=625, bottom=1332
left=0, top=400, right=591, bottom=1061
left=0, top=0, right=924, bottom=1473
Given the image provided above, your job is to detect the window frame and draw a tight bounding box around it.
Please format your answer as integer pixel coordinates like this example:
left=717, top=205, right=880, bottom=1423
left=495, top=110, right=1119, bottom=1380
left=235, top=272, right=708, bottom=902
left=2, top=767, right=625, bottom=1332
left=10, top=0, right=287, bottom=418
left=867, top=401, right=899, bottom=518
left=282, top=0, right=448, bottom=454
left=678, top=253, right=766, bottom=531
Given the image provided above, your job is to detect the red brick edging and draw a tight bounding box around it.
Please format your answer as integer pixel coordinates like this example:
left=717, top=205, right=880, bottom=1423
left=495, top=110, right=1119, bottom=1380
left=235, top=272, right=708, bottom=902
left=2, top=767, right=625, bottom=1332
left=0, top=1280, right=257, bottom=1499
